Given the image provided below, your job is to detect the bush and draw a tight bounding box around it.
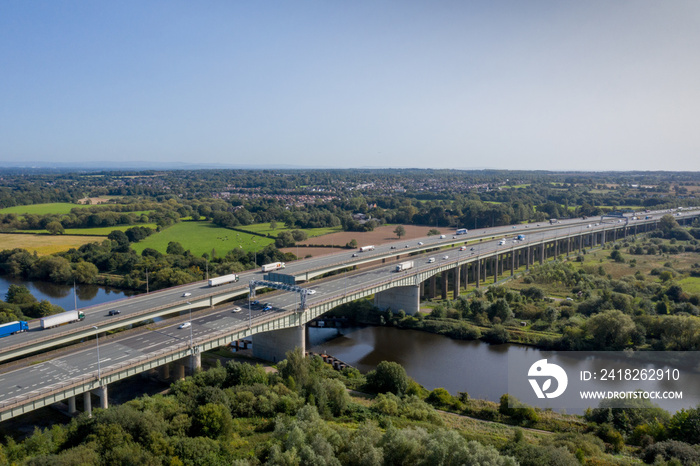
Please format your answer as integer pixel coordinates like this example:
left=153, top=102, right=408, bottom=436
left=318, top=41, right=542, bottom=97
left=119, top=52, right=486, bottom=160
left=641, top=440, right=700, bottom=465
left=365, top=361, right=410, bottom=396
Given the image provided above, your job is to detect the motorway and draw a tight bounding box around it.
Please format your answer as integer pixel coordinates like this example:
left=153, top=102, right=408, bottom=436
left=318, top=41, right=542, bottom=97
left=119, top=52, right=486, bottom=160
left=1, top=208, right=698, bottom=357
left=0, top=208, right=698, bottom=415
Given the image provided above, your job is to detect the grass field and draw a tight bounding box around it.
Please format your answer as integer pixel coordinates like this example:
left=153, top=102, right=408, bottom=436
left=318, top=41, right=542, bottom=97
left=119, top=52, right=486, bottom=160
left=131, top=221, right=275, bottom=257
left=0, top=203, right=97, bottom=215
left=236, top=223, right=342, bottom=238
left=0, top=233, right=104, bottom=255
left=678, top=276, right=700, bottom=294
left=15, top=224, right=159, bottom=236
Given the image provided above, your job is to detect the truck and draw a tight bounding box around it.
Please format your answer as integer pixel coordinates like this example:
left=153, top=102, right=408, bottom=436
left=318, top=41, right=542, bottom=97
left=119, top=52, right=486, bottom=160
left=517, top=234, right=526, bottom=241
left=40, top=311, right=85, bottom=329
left=395, top=260, right=414, bottom=272
left=261, top=262, right=285, bottom=272
left=0, top=321, right=29, bottom=338
left=208, top=274, right=239, bottom=287
left=455, top=228, right=468, bottom=235
left=359, top=245, right=375, bottom=252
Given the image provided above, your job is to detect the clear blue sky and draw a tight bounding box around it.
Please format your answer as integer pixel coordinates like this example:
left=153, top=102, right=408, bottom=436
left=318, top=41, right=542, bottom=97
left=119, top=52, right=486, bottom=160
left=1, top=1, right=698, bottom=170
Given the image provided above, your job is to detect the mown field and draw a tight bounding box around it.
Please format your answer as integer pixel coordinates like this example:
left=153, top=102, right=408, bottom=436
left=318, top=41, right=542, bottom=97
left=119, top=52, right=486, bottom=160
left=0, top=202, right=96, bottom=215
left=131, top=221, right=275, bottom=257
left=0, top=233, right=104, bottom=256
left=15, top=223, right=159, bottom=236
left=236, top=223, right=342, bottom=238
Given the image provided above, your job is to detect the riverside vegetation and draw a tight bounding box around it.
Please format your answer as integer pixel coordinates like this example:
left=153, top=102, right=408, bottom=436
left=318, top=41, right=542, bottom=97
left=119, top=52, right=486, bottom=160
left=4, top=347, right=700, bottom=465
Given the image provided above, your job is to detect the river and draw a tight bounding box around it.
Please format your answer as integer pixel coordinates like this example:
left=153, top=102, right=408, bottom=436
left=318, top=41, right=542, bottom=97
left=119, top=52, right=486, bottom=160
left=0, top=275, right=136, bottom=312
left=307, top=325, right=700, bottom=414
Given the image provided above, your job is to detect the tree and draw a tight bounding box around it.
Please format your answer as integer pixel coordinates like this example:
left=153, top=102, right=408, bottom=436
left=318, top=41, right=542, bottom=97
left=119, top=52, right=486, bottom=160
left=427, top=229, right=441, bottom=236
left=346, top=239, right=358, bottom=249
left=5, top=284, right=36, bottom=305
left=394, top=225, right=406, bottom=239
left=73, top=261, right=98, bottom=284
left=586, top=309, right=636, bottom=350
left=365, top=361, right=409, bottom=396
left=270, top=220, right=278, bottom=230
left=45, top=221, right=64, bottom=235
left=166, top=241, right=185, bottom=255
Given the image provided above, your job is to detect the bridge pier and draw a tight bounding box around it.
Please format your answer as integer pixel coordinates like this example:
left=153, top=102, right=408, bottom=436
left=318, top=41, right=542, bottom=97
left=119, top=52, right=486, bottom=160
left=175, top=362, right=186, bottom=380
left=441, top=271, right=448, bottom=300
left=430, top=275, right=437, bottom=299
left=190, top=351, right=201, bottom=374
left=475, top=258, right=480, bottom=287
left=253, top=324, right=306, bottom=363
left=453, top=266, right=460, bottom=299
left=96, top=385, right=108, bottom=410
left=374, top=285, right=420, bottom=315
left=68, top=396, right=77, bottom=415
left=83, top=392, right=92, bottom=417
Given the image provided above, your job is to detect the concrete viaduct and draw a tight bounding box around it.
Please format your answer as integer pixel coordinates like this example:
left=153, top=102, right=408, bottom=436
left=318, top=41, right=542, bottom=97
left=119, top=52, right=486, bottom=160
left=0, top=212, right=696, bottom=421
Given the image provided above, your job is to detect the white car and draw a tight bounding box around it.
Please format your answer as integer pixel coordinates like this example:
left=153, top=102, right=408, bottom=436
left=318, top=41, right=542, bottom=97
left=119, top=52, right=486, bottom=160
left=499, top=240, right=506, bottom=245
left=442, top=255, right=449, bottom=260
left=428, top=257, right=435, bottom=263
left=182, top=292, right=192, bottom=297
left=417, top=241, right=424, bottom=245
left=459, top=246, right=467, bottom=251
left=178, top=322, right=191, bottom=329
left=307, top=289, right=316, bottom=294
left=587, top=224, right=592, bottom=228
left=231, top=306, right=242, bottom=313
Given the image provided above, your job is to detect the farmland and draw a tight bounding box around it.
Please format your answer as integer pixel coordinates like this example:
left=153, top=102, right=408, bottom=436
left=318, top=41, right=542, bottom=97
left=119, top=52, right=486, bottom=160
left=0, top=203, right=96, bottom=215
left=15, top=224, right=159, bottom=236
left=131, top=221, right=275, bottom=257
left=236, top=223, right=342, bottom=238
left=0, top=233, right=104, bottom=256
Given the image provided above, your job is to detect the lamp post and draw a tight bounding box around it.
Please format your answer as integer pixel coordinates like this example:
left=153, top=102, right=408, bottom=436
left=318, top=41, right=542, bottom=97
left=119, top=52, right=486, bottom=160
left=92, top=326, right=101, bottom=381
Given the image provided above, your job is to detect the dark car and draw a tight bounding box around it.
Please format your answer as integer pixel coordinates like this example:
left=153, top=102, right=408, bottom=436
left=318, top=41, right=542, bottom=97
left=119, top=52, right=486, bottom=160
left=251, top=300, right=260, bottom=306
left=108, top=309, right=120, bottom=316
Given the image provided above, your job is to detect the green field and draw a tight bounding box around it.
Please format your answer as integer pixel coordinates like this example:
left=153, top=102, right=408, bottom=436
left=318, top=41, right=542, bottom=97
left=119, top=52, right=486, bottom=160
left=131, top=221, right=274, bottom=257
left=15, top=224, right=159, bottom=236
left=236, top=223, right=342, bottom=238
left=0, top=203, right=97, bottom=215
left=678, top=276, right=700, bottom=294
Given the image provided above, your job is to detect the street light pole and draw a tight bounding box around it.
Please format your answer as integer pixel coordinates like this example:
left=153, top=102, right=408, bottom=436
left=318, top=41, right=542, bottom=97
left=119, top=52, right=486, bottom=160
left=92, top=326, right=101, bottom=381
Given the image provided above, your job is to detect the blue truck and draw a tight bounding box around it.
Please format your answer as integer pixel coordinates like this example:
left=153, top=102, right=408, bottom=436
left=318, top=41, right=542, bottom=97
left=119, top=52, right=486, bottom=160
left=0, top=321, right=29, bottom=338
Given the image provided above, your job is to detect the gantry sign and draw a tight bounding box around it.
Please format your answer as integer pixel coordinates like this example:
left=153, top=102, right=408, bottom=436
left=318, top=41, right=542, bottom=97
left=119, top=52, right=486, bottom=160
left=249, top=280, right=313, bottom=312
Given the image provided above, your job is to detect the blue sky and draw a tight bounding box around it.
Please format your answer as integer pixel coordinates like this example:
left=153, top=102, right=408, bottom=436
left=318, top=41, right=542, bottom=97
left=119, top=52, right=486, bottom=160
left=1, top=1, right=698, bottom=170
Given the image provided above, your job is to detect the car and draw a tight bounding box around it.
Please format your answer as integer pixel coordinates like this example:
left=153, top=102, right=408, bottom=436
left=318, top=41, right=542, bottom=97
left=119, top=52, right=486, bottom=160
left=178, top=322, right=191, bottom=329
left=566, top=298, right=573, bottom=301
left=232, top=306, right=242, bottom=313
left=459, top=246, right=467, bottom=251
left=390, top=246, right=397, bottom=249
left=108, top=309, right=120, bottom=316
left=428, top=257, right=435, bottom=263
left=251, top=300, right=260, bottom=306
left=404, top=245, right=409, bottom=248
left=499, top=240, right=506, bottom=245
left=442, top=255, right=449, bottom=260
left=307, top=289, right=316, bottom=294
left=452, top=236, right=456, bottom=239
left=439, top=235, right=446, bottom=239
left=587, top=224, right=591, bottom=228
left=470, top=247, right=475, bottom=251
left=512, top=226, right=516, bottom=229
left=417, top=241, right=423, bottom=245
left=262, top=305, right=273, bottom=311
left=352, top=253, right=358, bottom=257
left=182, top=292, right=192, bottom=297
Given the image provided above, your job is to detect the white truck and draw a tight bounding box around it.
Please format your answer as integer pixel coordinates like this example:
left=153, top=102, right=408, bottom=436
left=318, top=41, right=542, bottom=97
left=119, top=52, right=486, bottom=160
left=395, top=260, right=414, bottom=272
left=261, top=262, right=285, bottom=272
left=40, top=310, right=85, bottom=329
left=359, top=245, right=375, bottom=252
left=208, top=274, right=239, bottom=287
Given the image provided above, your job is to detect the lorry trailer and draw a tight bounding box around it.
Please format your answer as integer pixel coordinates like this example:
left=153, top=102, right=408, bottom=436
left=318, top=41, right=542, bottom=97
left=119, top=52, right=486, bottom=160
left=208, top=274, right=239, bottom=287
left=359, top=245, right=375, bottom=252
left=40, top=311, right=85, bottom=329
left=261, top=262, right=286, bottom=272
left=0, top=321, right=29, bottom=338
left=395, top=260, right=414, bottom=272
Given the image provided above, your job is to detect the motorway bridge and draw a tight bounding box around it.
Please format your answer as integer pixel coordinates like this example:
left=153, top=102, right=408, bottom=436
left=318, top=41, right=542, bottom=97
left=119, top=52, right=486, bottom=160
left=0, top=209, right=698, bottom=421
